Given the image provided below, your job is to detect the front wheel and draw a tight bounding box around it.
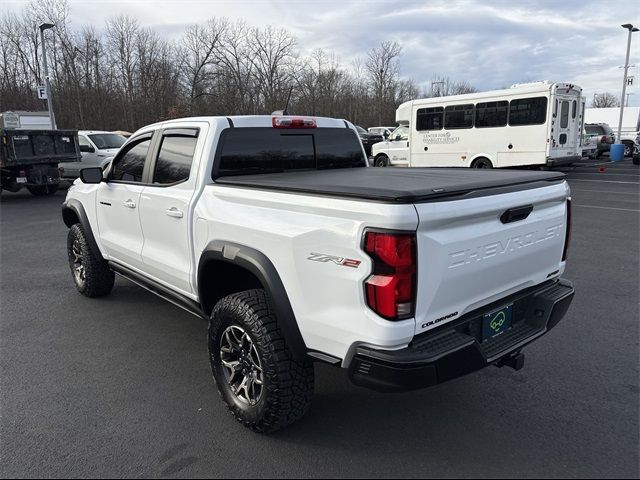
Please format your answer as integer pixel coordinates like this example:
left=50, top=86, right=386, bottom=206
left=209, top=289, right=314, bottom=433
left=471, top=157, right=493, bottom=169
left=67, top=224, right=115, bottom=297
left=27, top=184, right=58, bottom=196
left=374, top=155, right=389, bottom=167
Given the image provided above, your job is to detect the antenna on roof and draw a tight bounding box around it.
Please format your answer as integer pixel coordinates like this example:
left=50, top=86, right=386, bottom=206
left=272, top=86, right=294, bottom=116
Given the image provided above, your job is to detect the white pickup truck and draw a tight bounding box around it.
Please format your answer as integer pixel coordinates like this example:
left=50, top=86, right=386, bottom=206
left=62, top=115, right=575, bottom=433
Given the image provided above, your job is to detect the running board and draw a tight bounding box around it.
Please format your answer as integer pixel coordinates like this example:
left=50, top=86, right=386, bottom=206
left=108, top=261, right=206, bottom=320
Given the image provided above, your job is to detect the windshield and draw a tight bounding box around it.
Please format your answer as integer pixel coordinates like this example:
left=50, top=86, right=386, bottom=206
left=88, top=133, right=126, bottom=150
left=355, top=126, right=367, bottom=134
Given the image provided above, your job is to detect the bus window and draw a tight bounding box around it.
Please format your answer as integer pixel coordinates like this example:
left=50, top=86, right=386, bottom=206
left=475, top=101, right=508, bottom=128
left=572, top=100, right=577, bottom=119
left=560, top=101, right=569, bottom=128
left=444, top=104, right=474, bottom=129
left=416, top=107, right=444, bottom=131
left=509, top=97, right=547, bottom=126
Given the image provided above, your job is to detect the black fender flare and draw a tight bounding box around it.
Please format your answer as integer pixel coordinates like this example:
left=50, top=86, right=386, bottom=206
left=61, top=199, right=103, bottom=260
left=198, top=240, right=307, bottom=360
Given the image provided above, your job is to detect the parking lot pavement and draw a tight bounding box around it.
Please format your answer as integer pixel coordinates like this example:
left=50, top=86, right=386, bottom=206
left=1, top=161, right=638, bottom=479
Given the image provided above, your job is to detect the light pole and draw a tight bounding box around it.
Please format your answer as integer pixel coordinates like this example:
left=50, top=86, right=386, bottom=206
left=616, top=24, right=638, bottom=144
left=39, top=23, right=57, bottom=130
left=626, top=92, right=635, bottom=107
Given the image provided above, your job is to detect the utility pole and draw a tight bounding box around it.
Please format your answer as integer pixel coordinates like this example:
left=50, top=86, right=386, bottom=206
left=431, top=80, right=445, bottom=97
left=39, top=23, right=57, bottom=130
left=616, top=24, right=638, bottom=143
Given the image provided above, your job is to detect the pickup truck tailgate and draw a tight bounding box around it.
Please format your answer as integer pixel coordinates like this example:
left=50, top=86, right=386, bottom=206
left=413, top=181, right=570, bottom=335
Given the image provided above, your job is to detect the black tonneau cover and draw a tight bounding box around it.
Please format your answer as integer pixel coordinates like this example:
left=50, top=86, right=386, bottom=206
left=215, top=168, right=566, bottom=203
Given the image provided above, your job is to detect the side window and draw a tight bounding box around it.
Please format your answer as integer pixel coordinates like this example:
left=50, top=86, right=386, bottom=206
left=475, top=101, right=508, bottom=128
left=572, top=100, right=577, bottom=119
left=444, top=104, right=474, bottom=129
left=153, top=129, right=199, bottom=185
left=416, top=107, right=444, bottom=131
left=560, top=101, right=569, bottom=128
left=398, top=126, right=409, bottom=140
left=509, top=97, right=548, bottom=126
left=78, top=136, right=92, bottom=148
left=111, top=136, right=152, bottom=183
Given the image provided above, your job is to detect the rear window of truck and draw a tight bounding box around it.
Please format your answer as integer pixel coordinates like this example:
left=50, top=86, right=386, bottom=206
left=214, top=128, right=366, bottom=177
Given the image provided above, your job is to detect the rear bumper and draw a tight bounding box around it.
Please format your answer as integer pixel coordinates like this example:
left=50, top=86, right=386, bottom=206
left=348, top=279, right=574, bottom=392
left=546, top=155, right=581, bottom=167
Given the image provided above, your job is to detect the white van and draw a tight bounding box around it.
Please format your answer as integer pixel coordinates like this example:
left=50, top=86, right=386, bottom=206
left=372, top=82, right=584, bottom=168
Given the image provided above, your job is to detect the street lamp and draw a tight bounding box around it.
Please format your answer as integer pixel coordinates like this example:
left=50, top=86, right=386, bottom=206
left=616, top=24, right=638, bottom=144
left=39, top=22, right=57, bottom=130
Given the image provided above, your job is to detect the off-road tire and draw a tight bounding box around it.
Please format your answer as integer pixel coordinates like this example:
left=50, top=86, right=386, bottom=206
left=27, top=184, right=58, bottom=196
left=209, top=289, right=314, bottom=433
left=67, top=223, right=114, bottom=297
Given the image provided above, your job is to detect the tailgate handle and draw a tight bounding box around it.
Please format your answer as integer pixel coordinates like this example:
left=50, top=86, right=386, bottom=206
left=500, top=205, right=533, bottom=224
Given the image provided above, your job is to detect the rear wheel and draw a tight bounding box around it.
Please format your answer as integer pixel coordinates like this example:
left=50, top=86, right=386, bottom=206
left=67, top=224, right=114, bottom=297
left=471, top=157, right=493, bottom=169
left=623, top=143, right=632, bottom=157
left=27, top=184, right=58, bottom=196
left=209, top=289, right=314, bottom=433
left=374, top=155, right=389, bottom=167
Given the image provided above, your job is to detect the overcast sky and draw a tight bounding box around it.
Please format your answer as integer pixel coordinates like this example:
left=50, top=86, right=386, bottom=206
left=7, top=0, right=640, bottom=106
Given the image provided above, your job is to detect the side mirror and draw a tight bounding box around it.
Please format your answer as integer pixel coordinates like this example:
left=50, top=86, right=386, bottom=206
left=80, top=144, right=95, bottom=153
left=80, top=167, right=103, bottom=184
left=393, top=134, right=402, bottom=141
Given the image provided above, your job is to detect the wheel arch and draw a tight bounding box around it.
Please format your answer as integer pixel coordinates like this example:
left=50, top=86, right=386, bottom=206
left=197, top=241, right=307, bottom=360
left=61, top=199, right=103, bottom=260
left=470, top=154, right=494, bottom=168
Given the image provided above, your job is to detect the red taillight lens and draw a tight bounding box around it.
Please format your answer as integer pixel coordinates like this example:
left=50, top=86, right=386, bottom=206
left=363, top=231, right=416, bottom=320
left=600, top=135, right=607, bottom=144
left=272, top=116, right=317, bottom=129
left=562, top=197, right=572, bottom=262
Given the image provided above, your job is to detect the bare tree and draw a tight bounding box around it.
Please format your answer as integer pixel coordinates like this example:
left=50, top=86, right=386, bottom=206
left=0, top=4, right=479, bottom=131
left=592, top=92, right=620, bottom=108
left=365, top=41, right=402, bottom=125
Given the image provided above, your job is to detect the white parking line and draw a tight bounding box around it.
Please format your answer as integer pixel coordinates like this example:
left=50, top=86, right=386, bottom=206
left=568, top=172, right=640, bottom=177
left=573, top=204, right=639, bottom=212
left=568, top=179, right=639, bottom=185
left=570, top=189, right=640, bottom=196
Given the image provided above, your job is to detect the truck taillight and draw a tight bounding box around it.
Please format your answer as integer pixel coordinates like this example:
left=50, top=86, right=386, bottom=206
left=363, top=230, right=416, bottom=320
left=272, top=116, right=317, bottom=129
left=562, top=197, right=572, bottom=262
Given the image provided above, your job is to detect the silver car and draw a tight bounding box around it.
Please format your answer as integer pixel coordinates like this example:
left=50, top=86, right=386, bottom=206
left=60, top=131, right=126, bottom=178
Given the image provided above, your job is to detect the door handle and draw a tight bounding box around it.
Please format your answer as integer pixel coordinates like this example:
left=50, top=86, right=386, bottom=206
left=165, top=207, right=183, bottom=218
left=123, top=199, right=136, bottom=209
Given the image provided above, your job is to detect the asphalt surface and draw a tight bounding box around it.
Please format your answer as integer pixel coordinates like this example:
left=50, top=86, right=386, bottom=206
left=1, top=158, right=638, bottom=478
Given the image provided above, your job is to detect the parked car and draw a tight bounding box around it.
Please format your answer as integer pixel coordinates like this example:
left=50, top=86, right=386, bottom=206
left=584, top=123, right=615, bottom=158
left=61, top=131, right=126, bottom=179
left=581, top=129, right=597, bottom=158
left=368, top=126, right=396, bottom=139
left=62, top=114, right=574, bottom=433
left=355, top=125, right=383, bottom=156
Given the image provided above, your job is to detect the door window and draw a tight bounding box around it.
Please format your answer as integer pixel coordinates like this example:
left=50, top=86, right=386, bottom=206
left=560, top=101, right=569, bottom=128
left=153, top=129, right=199, bottom=185
left=78, top=136, right=94, bottom=154
left=110, top=136, right=152, bottom=182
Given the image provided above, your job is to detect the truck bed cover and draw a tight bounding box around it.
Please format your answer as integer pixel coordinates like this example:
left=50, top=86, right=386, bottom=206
left=215, top=168, right=566, bottom=203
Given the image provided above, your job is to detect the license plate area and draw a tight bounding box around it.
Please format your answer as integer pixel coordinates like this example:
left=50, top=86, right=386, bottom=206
left=482, top=304, right=513, bottom=341
left=16, top=177, right=27, bottom=183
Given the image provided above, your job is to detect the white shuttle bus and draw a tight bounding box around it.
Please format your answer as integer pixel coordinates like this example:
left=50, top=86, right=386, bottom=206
left=372, top=82, right=584, bottom=168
